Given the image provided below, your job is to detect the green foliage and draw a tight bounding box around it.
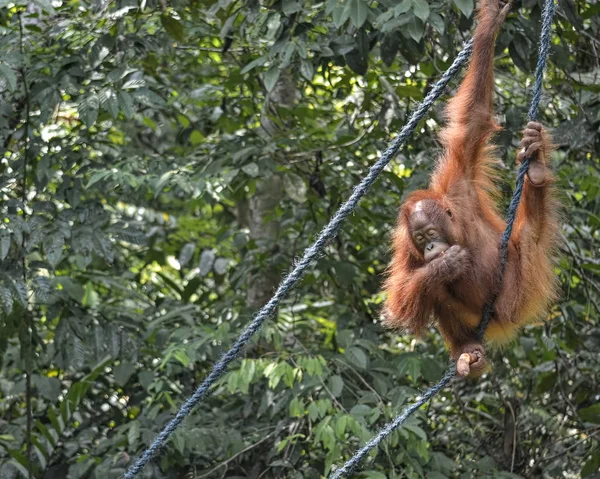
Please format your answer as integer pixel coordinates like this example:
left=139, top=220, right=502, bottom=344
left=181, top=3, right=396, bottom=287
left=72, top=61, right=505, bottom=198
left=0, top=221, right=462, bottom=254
left=0, top=0, right=599, bottom=478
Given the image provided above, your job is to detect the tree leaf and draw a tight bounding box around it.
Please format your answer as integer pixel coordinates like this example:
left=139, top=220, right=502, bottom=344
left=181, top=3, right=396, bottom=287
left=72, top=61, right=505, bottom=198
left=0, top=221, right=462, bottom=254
left=308, top=402, right=320, bottom=421
left=55, top=277, right=84, bottom=303
left=300, top=59, right=314, bottom=81
left=33, top=375, right=61, bottom=402
left=138, top=371, right=154, bottom=390
left=360, top=472, right=386, bottom=479
left=0, top=284, right=14, bottom=314
left=344, top=29, right=370, bottom=75
left=213, top=258, right=229, bottom=275
left=99, top=88, right=119, bottom=119
left=404, top=424, right=427, bottom=441
left=381, top=13, right=411, bottom=33
left=289, top=397, right=304, bottom=417
left=199, top=250, right=215, bottom=276
left=509, top=41, right=529, bottom=72
left=113, top=362, right=135, bottom=387
left=190, top=130, right=204, bottom=146
left=241, top=55, right=268, bottom=74
left=395, top=0, right=412, bottom=14
left=345, top=346, right=367, bottom=370
left=93, top=234, right=114, bottom=263
left=335, top=415, right=347, bottom=438
left=219, top=12, right=237, bottom=39
left=283, top=172, right=308, bottom=203
left=282, top=41, right=295, bottom=67
left=161, top=14, right=186, bottom=42
left=332, top=1, right=352, bottom=28
left=172, top=432, right=185, bottom=455
left=92, top=323, right=105, bottom=359
left=127, top=421, right=140, bottom=446
left=412, top=0, right=430, bottom=21
left=328, top=375, right=344, bottom=397
left=349, top=0, right=369, bottom=28
left=334, top=262, right=356, bottom=286
left=426, top=473, right=448, bottom=479
left=118, top=91, right=135, bottom=119
left=453, top=0, right=474, bottom=18
left=349, top=404, right=371, bottom=416
left=0, top=231, right=11, bottom=261
left=242, top=162, right=260, bottom=177
left=282, top=0, right=303, bottom=15
left=380, top=33, right=400, bottom=66
left=9, top=279, right=27, bottom=308
left=407, top=14, right=424, bottom=42
left=429, top=12, right=445, bottom=34
left=122, top=78, right=145, bottom=90
left=133, top=88, right=166, bottom=107
left=0, top=63, right=17, bottom=91
left=579, top=403, right=600, bottom=424
left=68, top=334, right=85, bottom=370
left=86, top=170, right=112, bottom=189
left=82, top=282, right=99, bottom=308
left=78, top=94, right=99, bottom=128
left=44, top=234, right=65, bottom=268
left=33, top=276, right=52, bottom=303
left=263, top=67, right=281, bottom=92
left=581, top=451, right=600, bottom=477
left=90, top=37, right=110, bottom=67
left=108, top=328, right=121, bottom=358
left=398, top=354, right=422, bottom=379
left=179, top=243, right=195, bottom=268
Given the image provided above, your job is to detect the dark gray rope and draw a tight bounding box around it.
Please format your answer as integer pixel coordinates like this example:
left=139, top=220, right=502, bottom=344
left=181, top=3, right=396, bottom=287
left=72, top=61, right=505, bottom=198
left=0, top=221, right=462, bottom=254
left=330, top=1, right=556, bottom=477
left=477, top=0, right=555, bottom=340
left=122, top=39, right=475, bottom=479
left=329, top=366, right=457, bottom=479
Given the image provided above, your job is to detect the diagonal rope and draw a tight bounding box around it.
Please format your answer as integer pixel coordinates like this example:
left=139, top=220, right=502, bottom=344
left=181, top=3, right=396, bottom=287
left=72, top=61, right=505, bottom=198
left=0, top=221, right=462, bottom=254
left=328, top=366, right=457, bottom=479
left=329, top=1, right=556, bottom=477
left=123, top=39, right=476, bottom=479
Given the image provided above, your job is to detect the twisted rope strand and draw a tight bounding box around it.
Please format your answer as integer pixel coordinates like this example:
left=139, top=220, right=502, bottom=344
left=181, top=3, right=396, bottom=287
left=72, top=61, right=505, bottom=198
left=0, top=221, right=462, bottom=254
left=122, top=39, right=476, bottom=479
left=330, top=1, right=556, bottom=477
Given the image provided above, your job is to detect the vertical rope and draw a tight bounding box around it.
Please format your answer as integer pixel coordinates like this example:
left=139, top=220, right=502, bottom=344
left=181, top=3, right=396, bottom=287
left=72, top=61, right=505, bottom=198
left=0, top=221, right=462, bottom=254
left=477, top=0, right=556, bottom=339
left=122, top=39, right=475, bottom=479
left=330, top=1, right=556, bottom=477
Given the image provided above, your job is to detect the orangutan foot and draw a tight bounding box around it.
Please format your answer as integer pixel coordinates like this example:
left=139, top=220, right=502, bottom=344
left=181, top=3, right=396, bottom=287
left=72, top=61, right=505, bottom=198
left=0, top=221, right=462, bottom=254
left=456, top=343, right=487, bottom=378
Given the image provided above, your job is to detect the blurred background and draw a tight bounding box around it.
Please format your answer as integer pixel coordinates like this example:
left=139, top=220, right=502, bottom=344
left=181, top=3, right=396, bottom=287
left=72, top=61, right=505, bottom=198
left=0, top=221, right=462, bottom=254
left=0, top=0, right=599, bottom=478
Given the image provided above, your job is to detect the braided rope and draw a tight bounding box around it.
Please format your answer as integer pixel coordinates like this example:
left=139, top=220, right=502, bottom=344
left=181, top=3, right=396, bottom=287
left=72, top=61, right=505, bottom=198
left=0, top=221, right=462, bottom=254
left=330, top=1, right=556, bottom=477
left=123, top=39, right=476, bottom=479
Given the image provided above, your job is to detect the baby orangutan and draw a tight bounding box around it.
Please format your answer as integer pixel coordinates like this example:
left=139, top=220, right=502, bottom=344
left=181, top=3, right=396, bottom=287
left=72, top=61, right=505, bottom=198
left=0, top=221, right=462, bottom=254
left=382, top=0, right=560, bottom=377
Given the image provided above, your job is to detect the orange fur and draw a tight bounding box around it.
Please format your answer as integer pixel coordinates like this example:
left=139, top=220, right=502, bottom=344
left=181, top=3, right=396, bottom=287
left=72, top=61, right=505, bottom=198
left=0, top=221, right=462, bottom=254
left=382, top=0, right=560, bottom=361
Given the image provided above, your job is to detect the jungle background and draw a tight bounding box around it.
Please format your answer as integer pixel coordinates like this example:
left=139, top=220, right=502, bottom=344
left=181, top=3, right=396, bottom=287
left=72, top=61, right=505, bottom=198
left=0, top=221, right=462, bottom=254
left=0, top=0, right=599, bottom=478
